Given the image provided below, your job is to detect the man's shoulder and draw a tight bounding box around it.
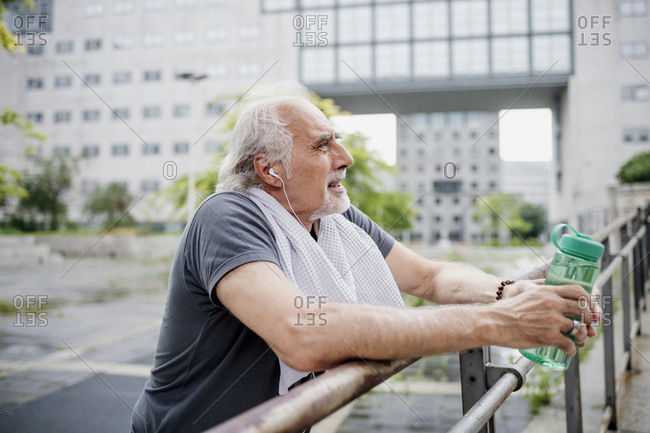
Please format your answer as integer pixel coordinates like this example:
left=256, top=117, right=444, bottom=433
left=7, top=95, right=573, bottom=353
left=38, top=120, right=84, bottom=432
left=195, top=191, right=265, bottom=221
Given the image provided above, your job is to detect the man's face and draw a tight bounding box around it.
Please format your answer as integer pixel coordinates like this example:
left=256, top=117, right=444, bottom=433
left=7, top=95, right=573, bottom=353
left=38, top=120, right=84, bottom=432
left=279, top=100, right=354, bottom=224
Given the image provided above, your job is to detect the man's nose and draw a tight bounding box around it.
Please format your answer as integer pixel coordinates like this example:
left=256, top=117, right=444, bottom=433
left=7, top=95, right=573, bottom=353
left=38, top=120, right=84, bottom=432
left=333, top=142, right=354, bottom=170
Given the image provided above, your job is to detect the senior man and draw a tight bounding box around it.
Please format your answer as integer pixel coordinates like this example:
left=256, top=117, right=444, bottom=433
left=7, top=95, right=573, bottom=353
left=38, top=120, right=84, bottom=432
left=132, top=81, right=599, bottom=433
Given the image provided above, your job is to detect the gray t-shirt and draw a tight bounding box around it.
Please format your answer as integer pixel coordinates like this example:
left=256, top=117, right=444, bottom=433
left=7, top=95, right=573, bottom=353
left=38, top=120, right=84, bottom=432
left=132, top=191, right=395, bottom=433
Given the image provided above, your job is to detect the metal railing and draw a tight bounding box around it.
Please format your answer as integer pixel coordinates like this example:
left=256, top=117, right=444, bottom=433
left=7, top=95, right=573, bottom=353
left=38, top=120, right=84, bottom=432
left=205, top=200, right=650, bottom=433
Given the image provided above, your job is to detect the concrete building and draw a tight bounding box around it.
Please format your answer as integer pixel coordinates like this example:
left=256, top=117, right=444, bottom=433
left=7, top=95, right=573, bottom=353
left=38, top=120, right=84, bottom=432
left=500, top=160, right=551, bottom=210
left=396, top=111, right=501, bottom=243
left=1, top=0, right=649, bottom=232
left=0, top=0, right=298, bottom=222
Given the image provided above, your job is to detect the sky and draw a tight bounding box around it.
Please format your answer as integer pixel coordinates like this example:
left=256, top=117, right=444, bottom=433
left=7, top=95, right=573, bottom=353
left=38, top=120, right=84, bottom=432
left=331, top=108, right=553, bottom=164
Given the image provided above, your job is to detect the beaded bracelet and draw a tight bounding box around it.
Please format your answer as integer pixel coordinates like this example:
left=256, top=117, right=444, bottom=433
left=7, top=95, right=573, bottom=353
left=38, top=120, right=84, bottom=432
left=496, top=280, right=515, bottom=300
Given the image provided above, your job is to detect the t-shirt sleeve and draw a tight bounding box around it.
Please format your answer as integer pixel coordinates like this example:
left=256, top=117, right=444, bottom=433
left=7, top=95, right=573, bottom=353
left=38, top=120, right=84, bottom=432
left=184, top=192, right=281, bottom=307
left=342, top=205, right=395, bottom=258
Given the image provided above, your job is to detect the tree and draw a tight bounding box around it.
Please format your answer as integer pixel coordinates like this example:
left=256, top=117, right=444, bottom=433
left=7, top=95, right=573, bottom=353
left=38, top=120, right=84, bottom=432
left=84, top=183, right=136, bottom=229
left=15, top=157, right=75, bottom=231
left=616, top=151, right=650, bottom=184
left=0, top=0, right=46, bottom=217
left=517, top=202, right=547, bottom=238
left=472, top=193, right=546, bottom=243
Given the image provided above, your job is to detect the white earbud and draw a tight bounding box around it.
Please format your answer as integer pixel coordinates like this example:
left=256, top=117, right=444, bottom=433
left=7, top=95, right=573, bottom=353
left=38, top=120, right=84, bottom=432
left=267, top=166, right=308, bottom=231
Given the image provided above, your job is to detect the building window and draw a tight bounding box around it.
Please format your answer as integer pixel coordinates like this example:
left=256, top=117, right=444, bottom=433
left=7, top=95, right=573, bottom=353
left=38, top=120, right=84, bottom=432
left=375, top=4, right=409, bottom=41
left=206, top=101, right=224, bottom=115
left=238, top=61, right=261, bottom=77
left=206, top=64, right=228, bottom=79
left=173, top=141, right=189, bottom=154
left=113, top=71, right=132, bottom=84
left=376, top=43, right=410, bottom=78
left=143, top=33, right=164, bottom=47
left=115, top=1, right=134, bottom=14
left=488, top=147, right=496, bottom=155
left=175, top=0, right=195, bottom=8
left=84, top=73, right=101, bottom=85
left=26, top=112, right=43, bottom=123
left=489, top=181, right=497, bottom=190
left=622, top=85, right=649, bottom=100
left=414, top=42, right=449, bottom=78
left=452, top=0, right=489, bottom=37
left=56, top=41, right=73, bottom=53
left=143, top=106, right=161, bottom=118
left=301, top=47, right=335, bottom=83
left=338, top=45, right=373, bottom=81
left=113, top=36, right=133, bottom=50
left=83, top=109, right=101, bottom=121
left=173, top=104, right=190, bottom=117
left=206, top=28, right=228, bottom=43
left=623, top=128, right=650, bottom=142
left=239, top=24, right=261, bottom=41
left=81, top=180, right=100, bottom=193
left=53, top=146, right=71, bottom=157
left=453, top=196, right=460, bottom=205
left=54, top=111, right=71, bottom=123
left=452, top=39, right=489, bottom=76
left=413, top=2, right=448, bottom=39
left=85, top=38, right=102, bottom=51
left=531, top=0, right=570, bottom=32
left=621, top=41, right=649, bottom=59
left=82, top=145, right=100, bottom=157
left=141, top=179, right=160, bottom=192
left=54, top=76, right=72, bottom=88
left=143, top=70, right=162, bottom=81
left=205, top=140, right=222, bottom=153
left=175, top=31, right=195, bottom=45
left=453, top=215, right=462, bottom=223
left=27, top=77, right=44, bottom=89
left=112, top=144, right=129, bottom=156
left=142, top=143, right=160, bottom=154
left=112, top=108, right=129, bottom=120
left=620, top=1, right=647, bottom=16
left=338, top=7, right=371, bottom=43
left=84, top=3, right=104, bottom=17
left=144, top=0, right=164, bottom=10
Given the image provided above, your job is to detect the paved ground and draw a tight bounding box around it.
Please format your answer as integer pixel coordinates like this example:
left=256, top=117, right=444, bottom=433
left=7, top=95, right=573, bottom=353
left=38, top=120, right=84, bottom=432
left=1, top=242, right=648, bottom=433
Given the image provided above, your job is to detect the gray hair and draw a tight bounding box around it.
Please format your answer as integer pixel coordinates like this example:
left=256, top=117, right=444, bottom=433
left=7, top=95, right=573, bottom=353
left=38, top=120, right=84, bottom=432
left=216, top=81, right=311, bottom=193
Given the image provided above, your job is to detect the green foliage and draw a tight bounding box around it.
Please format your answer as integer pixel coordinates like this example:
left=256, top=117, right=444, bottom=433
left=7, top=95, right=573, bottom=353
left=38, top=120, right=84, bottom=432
left=83, top=182, right=136, bottom=229
left=0, top=165, right=27, bottom=206
left=1, top=107, right=46, bottom=141
left=616, top=151, right=650, bottom=184
left=523, top=368, right=562, bottom=414
left=0, top=0, right=34, bottom=53
left=472, top=193, right=547, bottom=242
left=14, top=157, right=75, bottom=231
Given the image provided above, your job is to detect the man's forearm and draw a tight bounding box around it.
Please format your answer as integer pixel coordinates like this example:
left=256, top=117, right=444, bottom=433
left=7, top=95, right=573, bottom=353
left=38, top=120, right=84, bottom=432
left=424, top=261, right=503, bottom=305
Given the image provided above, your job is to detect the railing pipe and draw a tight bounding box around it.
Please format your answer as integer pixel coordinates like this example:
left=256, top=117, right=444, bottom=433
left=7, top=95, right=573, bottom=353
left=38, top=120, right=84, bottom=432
left=448, top=357, right=534, bottom=433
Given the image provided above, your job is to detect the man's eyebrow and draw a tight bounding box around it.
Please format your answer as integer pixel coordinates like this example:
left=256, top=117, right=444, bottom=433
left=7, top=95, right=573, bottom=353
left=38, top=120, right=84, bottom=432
left=313, top=132, right=342, bottom=145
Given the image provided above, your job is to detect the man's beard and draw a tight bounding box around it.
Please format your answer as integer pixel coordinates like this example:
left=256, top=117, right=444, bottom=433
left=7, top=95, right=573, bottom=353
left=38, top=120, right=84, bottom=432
left=309, top=170, right=350, bottom=220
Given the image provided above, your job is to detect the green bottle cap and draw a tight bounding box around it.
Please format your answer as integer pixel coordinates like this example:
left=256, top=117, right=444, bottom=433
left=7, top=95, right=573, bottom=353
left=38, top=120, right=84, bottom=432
left=551, top=223, right=605, bottom=261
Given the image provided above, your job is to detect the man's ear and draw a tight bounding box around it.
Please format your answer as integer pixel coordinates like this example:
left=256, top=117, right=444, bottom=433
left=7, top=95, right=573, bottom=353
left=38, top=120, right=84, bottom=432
left=254, top=154, right=282, bottom=187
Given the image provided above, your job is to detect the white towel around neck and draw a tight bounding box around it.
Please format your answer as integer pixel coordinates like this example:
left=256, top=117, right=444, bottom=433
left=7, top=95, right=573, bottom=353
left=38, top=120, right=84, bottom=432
left=248, top=188, right=404, bottom=394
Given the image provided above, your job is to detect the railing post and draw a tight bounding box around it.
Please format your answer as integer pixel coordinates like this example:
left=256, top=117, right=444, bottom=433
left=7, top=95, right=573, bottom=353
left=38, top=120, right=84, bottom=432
left=633, top=217, right=644, bottom=332
left=564, top=356, right=582, bottom=433
left=459, top=347, right=491, bottom=433
left=601, top=238, right=618, bottom=430
left=621, top=250, right=632, bottom=371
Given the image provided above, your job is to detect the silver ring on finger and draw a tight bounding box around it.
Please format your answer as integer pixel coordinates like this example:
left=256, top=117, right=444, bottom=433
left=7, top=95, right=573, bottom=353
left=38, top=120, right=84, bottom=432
left=568, top=319, right=581, bottom=336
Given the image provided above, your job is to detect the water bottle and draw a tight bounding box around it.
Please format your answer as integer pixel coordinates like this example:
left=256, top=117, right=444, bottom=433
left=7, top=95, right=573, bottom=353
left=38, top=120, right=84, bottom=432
left=520, top=223, right=605, bottom=370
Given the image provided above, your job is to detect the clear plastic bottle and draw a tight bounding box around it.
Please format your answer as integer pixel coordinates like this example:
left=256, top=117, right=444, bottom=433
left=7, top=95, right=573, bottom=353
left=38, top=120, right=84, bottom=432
left=519, top=223, right=605, bottom=370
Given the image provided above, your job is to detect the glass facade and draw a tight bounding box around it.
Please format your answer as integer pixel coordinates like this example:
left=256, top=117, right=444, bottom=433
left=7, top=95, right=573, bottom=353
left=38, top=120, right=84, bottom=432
left=263, top=0, right=573, bottom=84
